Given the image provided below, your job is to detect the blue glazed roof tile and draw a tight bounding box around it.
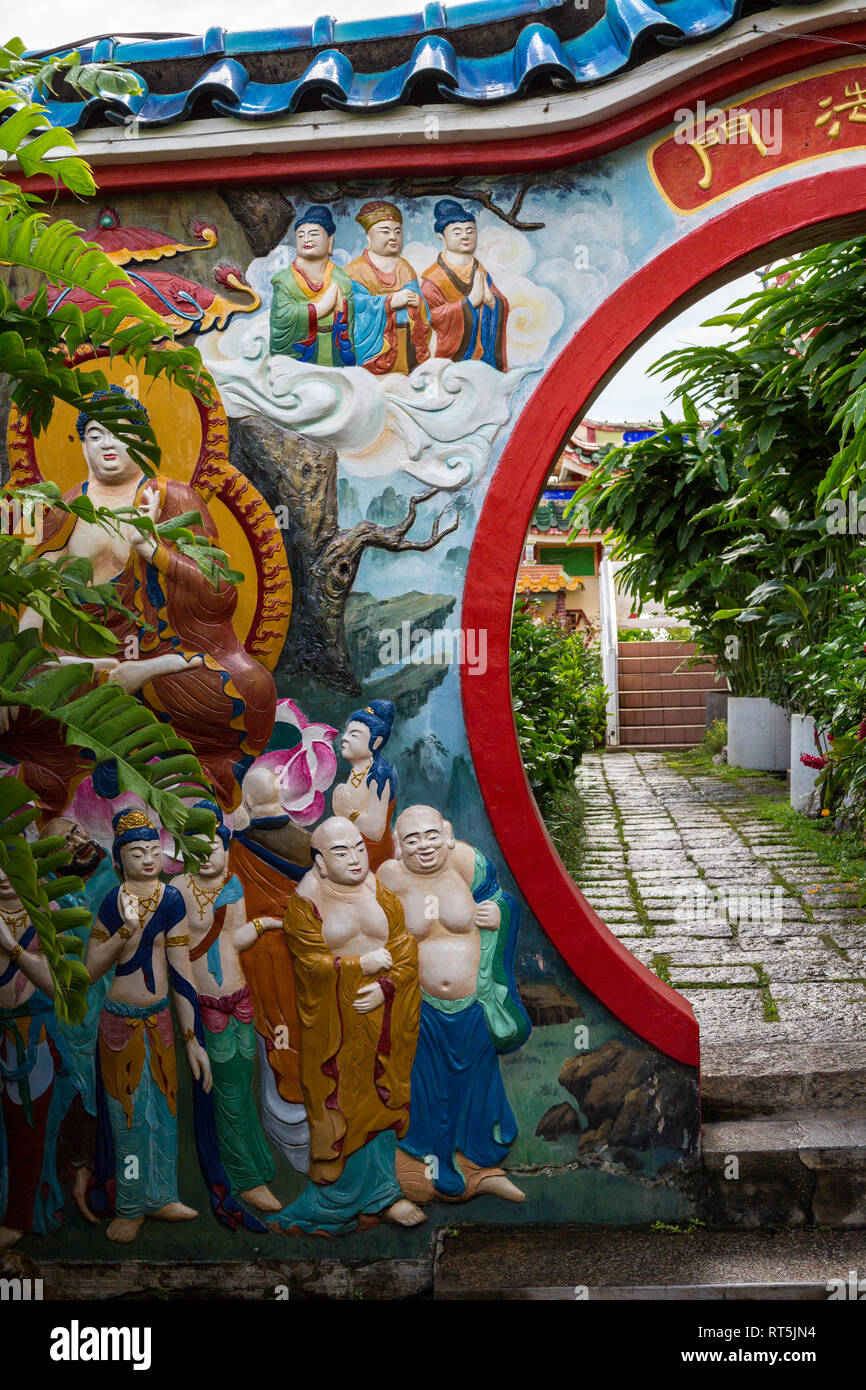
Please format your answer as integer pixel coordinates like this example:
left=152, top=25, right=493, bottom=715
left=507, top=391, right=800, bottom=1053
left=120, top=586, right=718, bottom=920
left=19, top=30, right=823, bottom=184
left=23, top=0, right=827, bottom=131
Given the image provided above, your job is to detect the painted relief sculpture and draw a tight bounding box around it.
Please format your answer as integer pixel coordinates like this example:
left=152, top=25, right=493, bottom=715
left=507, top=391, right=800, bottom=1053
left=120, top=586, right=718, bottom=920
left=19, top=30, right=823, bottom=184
left=86, top=810, right=267, bottom=1243
left=0, top=869, right=76, bottom=1249
left=229, top=764, right=315, bottom=1175
left=85, top=810, right=209, bottom=1243
left=379, top=806, right=529, bottom=1204
left=332, top=700, right=398, bottom=872
left=421, top=200, right=510, bottom=371
left=170, top=802, right=283, bottom=1213
left=273, top=817, right=424, bottom=1236
left=3, top=387, right=277, bottom=813
left=0, top=143, right=704, bottom=1261
left=19, top=207, right=261, bottom=337
left=46, top=817, right=118, bottom=1226
left=269, top=206, right=356, bottom=367
left=345, top=201, right=432, bottom=374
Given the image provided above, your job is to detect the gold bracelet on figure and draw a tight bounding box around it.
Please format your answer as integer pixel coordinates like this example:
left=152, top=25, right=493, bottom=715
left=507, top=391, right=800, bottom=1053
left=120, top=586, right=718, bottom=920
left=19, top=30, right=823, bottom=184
left=90, top=924, right=110, bottom=943
left=182, top=1027, right=195, bottom=1042
left=9, top=943, right=23, bottom=961
left=117, top=925, right=133, bottom=941
left=253, top=917, right=265, bottom=938
left=166, top=934, right=189, bottom=947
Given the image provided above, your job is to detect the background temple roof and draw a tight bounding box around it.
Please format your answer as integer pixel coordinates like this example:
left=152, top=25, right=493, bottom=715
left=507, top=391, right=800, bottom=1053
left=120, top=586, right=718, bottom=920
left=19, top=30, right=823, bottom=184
left=28, top=0, right=831, bottom=130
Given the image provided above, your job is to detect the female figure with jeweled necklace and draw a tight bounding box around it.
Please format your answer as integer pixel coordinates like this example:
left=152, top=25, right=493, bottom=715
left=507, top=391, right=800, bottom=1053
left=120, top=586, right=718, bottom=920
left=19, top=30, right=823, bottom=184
left=86, top=809, right=212, bottom=1245
left=331, top=699, right=398, bottom=872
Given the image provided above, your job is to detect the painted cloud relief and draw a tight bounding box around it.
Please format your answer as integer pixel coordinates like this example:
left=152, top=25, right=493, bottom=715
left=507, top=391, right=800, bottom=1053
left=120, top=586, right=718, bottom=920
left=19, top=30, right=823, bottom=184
left=199, top=209, right=569, bottom=491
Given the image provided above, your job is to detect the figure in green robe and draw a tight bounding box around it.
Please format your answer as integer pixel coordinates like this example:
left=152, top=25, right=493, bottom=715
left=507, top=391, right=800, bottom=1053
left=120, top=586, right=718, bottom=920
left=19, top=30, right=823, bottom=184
left=270, top=205, right=355, bottom=366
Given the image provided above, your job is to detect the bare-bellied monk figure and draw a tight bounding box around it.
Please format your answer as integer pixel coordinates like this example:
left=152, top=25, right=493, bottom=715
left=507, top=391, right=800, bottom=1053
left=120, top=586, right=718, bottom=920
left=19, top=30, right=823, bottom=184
left=379, top=805, right=531, bottom=1205
left=273, top=816, right=424, bottom=1236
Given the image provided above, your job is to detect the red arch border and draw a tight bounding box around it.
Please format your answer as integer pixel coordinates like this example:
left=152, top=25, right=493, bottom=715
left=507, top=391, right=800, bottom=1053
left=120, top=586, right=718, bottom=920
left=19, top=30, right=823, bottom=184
left=462, top=169, right=866, bottom=1068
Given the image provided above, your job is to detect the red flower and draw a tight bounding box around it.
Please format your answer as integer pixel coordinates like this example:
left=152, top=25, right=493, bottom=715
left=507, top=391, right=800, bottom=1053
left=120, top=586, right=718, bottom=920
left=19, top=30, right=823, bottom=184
left=858, top=720, right=866, bottom=742
left=800, top=753, right=826, bottom=770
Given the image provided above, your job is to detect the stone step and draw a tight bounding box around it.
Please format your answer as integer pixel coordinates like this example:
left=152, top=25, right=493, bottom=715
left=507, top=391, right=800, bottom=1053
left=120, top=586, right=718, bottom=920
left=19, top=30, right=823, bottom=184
left=609, top=743, right=699, bottom=752
left=621, top=690, right=711, bottom=709
left=620, top=672, right=719, bottom=690
left=696, top=1109, right=866, bottom=1227
left=620, top=727, right=704, bottom=745
left=702, top=1042, right=866, bottom=1120
left=620, top=707, right=707, bottom=726
left=435, top=1224, right=866, bottom=1299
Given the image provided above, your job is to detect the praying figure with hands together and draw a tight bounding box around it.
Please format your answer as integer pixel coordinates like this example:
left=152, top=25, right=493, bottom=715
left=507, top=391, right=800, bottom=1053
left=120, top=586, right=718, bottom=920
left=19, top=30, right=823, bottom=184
left=86, top=809, right=211, bottom=1244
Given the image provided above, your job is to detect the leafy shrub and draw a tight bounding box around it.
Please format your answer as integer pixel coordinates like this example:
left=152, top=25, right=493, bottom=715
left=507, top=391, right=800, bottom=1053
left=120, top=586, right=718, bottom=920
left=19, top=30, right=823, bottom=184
left=789, top=576, right=866, bottom=828
left=704, top=719, right=727, bottom=756
left=510, top=600, right=607, bottom=797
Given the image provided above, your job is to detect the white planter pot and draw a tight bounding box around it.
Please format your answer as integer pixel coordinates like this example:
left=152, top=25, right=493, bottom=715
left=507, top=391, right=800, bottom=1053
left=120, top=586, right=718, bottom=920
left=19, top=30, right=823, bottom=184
left=727, top=697, right=791, bottom=772
left=790, top=713, right=824, bottom=816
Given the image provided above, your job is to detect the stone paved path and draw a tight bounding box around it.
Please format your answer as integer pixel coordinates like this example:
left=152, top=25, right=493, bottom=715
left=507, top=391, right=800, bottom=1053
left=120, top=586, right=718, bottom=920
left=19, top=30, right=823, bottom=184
left=578, top=752, right=866, bottom=1044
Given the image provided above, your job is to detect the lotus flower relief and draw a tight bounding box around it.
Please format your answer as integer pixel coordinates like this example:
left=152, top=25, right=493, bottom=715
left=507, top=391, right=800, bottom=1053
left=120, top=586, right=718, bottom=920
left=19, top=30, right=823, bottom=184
left=63, top=780, right=186, bottom=867
left=64, top=779, right=215, bottom=872
left=63, top=700, right=336, bottom=850
left=251, top=698, right=338, bottom=827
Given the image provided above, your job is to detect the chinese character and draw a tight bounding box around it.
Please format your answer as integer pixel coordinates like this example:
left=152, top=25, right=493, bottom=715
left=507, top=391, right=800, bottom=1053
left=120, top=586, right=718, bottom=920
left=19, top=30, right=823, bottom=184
left=815, top=82, right=866, bottom=140
left=689, top=112, right=769, bottom=190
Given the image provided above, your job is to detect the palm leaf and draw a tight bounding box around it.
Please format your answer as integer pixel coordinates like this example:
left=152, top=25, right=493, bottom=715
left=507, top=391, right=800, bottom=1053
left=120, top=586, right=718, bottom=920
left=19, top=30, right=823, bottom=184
left=0, top=778, right=91, bottom=1023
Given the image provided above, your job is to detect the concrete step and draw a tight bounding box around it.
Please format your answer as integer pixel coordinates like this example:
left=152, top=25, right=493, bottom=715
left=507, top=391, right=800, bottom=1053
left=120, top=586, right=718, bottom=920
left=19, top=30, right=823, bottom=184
left=702, top=1042, right=866, bottom=1120
left=696, top=1109, right=866, bottom=1228
left=435, top=1224, right=866, bottom=1299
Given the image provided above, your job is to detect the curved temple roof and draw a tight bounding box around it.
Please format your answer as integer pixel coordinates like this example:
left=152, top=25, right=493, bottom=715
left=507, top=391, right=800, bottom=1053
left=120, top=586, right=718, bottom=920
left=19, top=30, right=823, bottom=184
left=28, top=0, right=828, bottom=131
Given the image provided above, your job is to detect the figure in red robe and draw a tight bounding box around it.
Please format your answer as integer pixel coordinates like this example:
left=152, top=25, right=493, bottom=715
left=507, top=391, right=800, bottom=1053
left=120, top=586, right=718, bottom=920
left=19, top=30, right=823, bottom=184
left=421, top=199, right=509, bottom=371
left=0, top=387, right=276, bottom=814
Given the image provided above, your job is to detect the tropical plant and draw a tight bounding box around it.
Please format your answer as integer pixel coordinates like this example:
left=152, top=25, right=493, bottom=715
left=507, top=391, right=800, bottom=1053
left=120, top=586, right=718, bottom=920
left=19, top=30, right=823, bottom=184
left=0, top=48, right=205, bottom=464
left=785, top=574, right=866, bottom=828
left=510, top=599, right=607, bottom=798
left=568, top=410, right=767, bottom=695
left=569, top=247, right=866, bottom=708
left=0, top=40, right=233, bottom=1020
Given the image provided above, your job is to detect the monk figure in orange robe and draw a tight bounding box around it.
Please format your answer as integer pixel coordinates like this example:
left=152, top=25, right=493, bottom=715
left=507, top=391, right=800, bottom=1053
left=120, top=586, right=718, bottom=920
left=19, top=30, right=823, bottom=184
left=421, top=199, right=509, bottom=371
left=345, top=201, right=431, bottom=375
left=229, top=763, right=312, bottom=1174
left=0, top=387, right=276, bottom=814
left=272, top=817, right=424, bottom=1236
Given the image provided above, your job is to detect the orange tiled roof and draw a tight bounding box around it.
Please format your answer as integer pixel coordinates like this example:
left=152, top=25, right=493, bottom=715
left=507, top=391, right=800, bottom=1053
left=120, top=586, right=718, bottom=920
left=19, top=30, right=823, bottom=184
left=516, top=565, right=584, bottom=595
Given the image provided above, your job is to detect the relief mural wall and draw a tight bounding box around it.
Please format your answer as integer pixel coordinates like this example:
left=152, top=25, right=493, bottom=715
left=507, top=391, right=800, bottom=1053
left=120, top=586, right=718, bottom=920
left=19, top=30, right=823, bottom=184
left=0, top=158, right=709, bottom=1263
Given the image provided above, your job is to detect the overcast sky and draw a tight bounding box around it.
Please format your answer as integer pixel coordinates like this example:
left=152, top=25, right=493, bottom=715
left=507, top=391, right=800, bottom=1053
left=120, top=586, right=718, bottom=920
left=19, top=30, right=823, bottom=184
left=593, top=270, right=760, bottom=422
left=19, top=0, right=420, bottom=51
left=16, top=1, right=760, bottom=420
